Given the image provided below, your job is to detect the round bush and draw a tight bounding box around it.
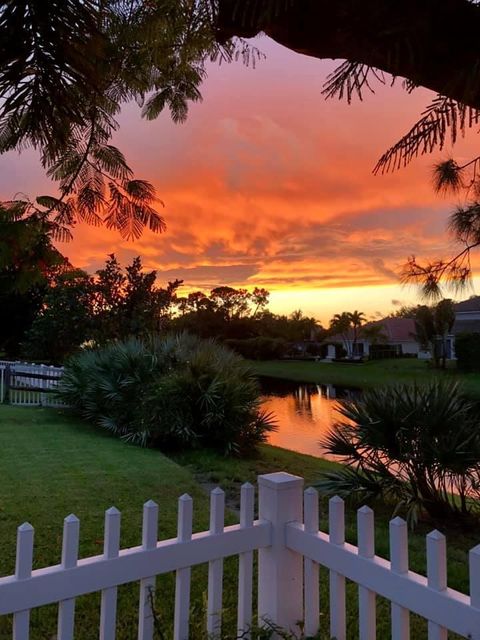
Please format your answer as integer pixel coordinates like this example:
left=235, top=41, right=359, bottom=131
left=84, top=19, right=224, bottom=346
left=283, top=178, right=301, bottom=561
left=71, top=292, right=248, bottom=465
left=59, top=334, right=275, bottom=455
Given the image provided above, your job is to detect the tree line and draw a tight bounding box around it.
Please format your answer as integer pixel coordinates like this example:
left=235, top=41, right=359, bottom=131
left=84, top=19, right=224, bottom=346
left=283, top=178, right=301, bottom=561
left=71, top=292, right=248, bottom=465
left=1, top=204, right=461, bottom=365
left=0, top=212, right=324, bottom=363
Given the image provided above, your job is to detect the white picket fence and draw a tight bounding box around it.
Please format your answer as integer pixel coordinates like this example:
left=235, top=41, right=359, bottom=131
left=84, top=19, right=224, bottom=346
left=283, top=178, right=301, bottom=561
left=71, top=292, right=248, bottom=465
left=1, top=472, right=480, bottom=639
left=0, top=361, right=64, bottom=407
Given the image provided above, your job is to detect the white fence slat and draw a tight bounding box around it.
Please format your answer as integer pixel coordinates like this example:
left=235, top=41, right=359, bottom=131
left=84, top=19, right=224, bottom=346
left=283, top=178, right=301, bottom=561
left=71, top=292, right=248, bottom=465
left=174, top=494, right=193, bottom=640
left=304, top=487, right=320, bottom=637
left=207, top=488, right=225, bottom=638
left=357, top=506, right=376, bottom=640
left=237, top=483, right=254, bottom=638
left=100, top=507, right=121, bottom=640
left=427, top=530, right=447, bottom=640
left=470, top=544, right=480, bottom=611
left=329, top=496, right=346, bottom=640
left=138, top=500, right=158, bottom=640
left=57, top=515, right=80, bottom=640
left=13, top=523, right=34, bottom=640
left=390, top=517, right=410, bottom=640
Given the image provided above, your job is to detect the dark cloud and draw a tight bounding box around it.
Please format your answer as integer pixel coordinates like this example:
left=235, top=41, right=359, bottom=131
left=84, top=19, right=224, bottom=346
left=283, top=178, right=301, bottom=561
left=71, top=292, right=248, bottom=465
left=371, top=258, right=399, bottom=282
left=155, top=263, right=260, bottom=288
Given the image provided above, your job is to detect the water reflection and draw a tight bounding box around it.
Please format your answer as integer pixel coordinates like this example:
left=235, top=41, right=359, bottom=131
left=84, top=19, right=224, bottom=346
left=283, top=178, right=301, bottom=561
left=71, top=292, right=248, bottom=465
left=260, top=378, right=358, bottom=458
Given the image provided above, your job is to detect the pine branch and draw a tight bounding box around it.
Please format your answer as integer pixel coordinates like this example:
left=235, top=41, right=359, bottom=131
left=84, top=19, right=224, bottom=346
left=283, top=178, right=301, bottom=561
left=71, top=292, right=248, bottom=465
left=323, top=62, right=386, bottom=103
left=374, top=96, right=480, bottom=174
left=401, top=242, right=480, bottom=299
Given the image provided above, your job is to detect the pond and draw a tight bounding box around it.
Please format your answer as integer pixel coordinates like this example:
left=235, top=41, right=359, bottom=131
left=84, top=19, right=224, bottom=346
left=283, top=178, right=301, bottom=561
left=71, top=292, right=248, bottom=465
left=260, top=377, right=359, bottom=458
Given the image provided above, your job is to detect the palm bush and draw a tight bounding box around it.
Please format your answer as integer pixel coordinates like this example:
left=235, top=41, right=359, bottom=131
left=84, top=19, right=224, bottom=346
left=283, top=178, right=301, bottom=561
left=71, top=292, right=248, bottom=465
left=318, top=381, right=480, bottom=526
left=59, top=334, right=274, bottom=455
left=143, top=341, right=273, bottom=455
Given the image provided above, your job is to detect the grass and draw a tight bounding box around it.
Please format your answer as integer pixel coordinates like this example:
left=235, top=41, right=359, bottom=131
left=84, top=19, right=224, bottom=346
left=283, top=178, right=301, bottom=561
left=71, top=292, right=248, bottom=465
left=252, top=358, right=480, bottom=399
left=0, top=405, right=476, bottom=639
left=0, top=406, right=227, bottom=639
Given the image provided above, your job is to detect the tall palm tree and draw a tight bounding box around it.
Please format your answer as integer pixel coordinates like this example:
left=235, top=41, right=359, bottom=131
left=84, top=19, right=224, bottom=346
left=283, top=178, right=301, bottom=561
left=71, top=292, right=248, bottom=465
left=348, top=310, right=366, bottom=357
left=434, top=299, right=455, bottom=368
left=330, top=312, right=353, bottom=357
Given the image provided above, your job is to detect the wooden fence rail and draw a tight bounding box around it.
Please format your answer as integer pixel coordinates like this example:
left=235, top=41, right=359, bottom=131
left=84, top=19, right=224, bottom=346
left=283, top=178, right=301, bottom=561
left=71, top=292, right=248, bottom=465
left=1, top=473, right=480, bottom=639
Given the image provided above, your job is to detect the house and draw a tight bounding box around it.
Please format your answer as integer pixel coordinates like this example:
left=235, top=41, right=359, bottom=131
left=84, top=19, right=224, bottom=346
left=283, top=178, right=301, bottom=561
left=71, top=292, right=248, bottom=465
left=325, top=317, right=420, bottom=359
left=452, top=296, right=480, bottom=333
left=446, top=296, right=480, bottom=358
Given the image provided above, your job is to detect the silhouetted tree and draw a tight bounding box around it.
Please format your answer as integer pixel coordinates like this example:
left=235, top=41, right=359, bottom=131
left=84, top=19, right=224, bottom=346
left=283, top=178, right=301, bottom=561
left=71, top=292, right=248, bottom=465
left=414, top=299, right=455, bottom=367
left=330, top=312, right=354, bottom=357
left=93, top=255, right=181, bottom=342
left=22, top=270, right=95, bottom=363
left=348, top=310, right=366, bottom=356
left=0, top=201, right=69, bottom=356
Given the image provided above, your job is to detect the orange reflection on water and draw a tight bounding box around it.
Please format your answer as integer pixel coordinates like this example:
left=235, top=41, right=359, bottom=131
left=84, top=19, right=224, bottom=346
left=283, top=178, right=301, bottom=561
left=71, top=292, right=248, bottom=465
left=262, top=384, right=344, bottom=458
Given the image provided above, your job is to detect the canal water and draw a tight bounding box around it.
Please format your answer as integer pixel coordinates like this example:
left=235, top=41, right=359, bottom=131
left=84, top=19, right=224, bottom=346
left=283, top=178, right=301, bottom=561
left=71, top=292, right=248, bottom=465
left=260, top=377, right=359, bottom=458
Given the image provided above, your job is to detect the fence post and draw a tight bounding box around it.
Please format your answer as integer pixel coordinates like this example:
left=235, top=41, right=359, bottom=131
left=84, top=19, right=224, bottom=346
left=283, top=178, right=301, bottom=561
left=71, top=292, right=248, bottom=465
left=257, top=472, right=303, bottom=635
left=4, top=364, right=11, bottom=404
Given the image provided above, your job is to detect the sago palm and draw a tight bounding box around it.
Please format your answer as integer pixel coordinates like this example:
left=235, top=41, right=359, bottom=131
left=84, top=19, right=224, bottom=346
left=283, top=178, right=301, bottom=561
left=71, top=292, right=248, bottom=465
left=318, top=381, right=480, bottom=527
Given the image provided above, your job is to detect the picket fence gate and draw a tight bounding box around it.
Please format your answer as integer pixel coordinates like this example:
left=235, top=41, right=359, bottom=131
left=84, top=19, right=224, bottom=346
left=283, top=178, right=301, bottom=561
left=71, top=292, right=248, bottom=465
left=0, top=361, right=65, bottom=407
left=1, top=472, right=480, bottom=640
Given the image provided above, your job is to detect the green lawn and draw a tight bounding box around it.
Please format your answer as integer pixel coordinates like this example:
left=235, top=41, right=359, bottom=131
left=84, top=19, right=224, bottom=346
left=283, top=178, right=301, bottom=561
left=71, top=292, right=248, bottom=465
left=253, top=358, right=480, bottom=398
left=0, top=406, right=218, bottom=639
left=0, top=405, right=476, bottom=639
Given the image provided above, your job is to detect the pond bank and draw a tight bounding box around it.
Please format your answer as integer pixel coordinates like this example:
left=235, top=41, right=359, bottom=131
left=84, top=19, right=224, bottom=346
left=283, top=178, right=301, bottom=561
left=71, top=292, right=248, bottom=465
left=253, top=358, right=480, bottom=399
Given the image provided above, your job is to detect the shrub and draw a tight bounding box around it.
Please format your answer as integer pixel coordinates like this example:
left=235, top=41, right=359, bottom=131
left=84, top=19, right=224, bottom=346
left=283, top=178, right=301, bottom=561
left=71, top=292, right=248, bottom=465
left=455, top=332, right=480, bottom=372
left=317, top=381, right=480, bottom=527
left=224, top=337, right=288, bottom=360
left=304, top=342, right=324, bottom=357
left=59, top=334, right=275, bottom=455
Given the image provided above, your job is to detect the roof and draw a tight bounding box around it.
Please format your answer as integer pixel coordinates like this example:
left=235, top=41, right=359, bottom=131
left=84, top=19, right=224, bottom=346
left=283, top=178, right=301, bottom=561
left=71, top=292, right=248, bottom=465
left=453, top=296, right=480, bottom=313
left=328, top=317, right=417, bottom=344
left=377, top=317, right=417, bottom=342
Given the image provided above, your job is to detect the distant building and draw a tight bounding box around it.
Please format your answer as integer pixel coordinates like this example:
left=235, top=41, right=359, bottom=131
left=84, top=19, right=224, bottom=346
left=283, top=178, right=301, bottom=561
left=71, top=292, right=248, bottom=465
left=446, top=296, right=480, bottom=358
left=326, top=317, right=420, bottom=359
left=452, top=296, right=480, bottom=334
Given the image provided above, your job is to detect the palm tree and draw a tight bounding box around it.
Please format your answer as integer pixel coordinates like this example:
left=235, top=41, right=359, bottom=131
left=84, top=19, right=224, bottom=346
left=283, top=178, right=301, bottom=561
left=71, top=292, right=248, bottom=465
left=348, top=310, right=366, bottom=357
left=414, top=300, right=455, bottom=368
left=330, top=312, right=353, bottom=357
left=434, top=299, right=455, bottom=368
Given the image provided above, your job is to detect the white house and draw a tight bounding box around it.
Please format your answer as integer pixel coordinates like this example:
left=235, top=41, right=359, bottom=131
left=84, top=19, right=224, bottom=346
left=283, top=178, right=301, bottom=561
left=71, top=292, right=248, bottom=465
left=326, top=317, right=420, bottom=358
left=452, top=296, right=480, bottom=332
left=446, top=296, right=480, bottom=358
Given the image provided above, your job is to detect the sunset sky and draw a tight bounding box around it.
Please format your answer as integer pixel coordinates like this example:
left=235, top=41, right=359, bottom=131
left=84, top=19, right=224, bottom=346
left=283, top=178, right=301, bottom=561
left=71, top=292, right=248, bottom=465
left=2, top=37, right=480, bottom=325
